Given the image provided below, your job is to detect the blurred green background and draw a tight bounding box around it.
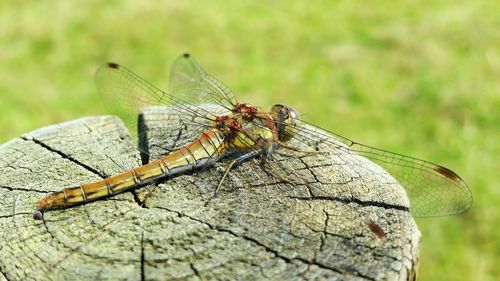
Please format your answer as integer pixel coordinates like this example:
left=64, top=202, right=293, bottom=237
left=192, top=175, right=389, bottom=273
left=1, top=1, right=498, bottom=280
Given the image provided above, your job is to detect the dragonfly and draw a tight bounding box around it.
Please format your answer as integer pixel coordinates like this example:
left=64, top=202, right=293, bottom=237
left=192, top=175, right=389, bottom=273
left=34, top=53, right=472, bottom=219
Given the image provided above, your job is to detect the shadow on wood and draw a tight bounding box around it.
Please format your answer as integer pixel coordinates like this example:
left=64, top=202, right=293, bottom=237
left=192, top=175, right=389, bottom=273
left=0, top=110, right=420, bottom=280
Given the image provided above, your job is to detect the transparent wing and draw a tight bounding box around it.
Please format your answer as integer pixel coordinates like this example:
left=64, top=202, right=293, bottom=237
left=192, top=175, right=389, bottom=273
left=95, top=62, right=228, bottom=164
left=168, top=53, right=237, bottom=109
left=280, top=118, right=472, bottom=217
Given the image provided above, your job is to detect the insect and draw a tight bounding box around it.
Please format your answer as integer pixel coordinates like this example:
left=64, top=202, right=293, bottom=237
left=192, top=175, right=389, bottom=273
left=367, top=220, right=387, bottom=240
left=34, top=53, right=472, bottom=219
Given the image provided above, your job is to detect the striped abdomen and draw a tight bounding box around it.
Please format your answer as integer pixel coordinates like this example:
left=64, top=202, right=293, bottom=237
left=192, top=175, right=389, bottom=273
left=36, top=129, right=225, bottom=211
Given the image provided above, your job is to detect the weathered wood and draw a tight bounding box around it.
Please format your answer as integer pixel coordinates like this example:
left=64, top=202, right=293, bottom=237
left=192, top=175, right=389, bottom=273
left=0, top=110, right=420, bottom=281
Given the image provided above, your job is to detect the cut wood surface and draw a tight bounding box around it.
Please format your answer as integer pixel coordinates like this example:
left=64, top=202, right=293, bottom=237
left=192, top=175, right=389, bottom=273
left=0, top=109, right=420, bottom=281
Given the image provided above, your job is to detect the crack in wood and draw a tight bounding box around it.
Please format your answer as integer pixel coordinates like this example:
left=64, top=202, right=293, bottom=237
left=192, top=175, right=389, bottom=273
left=37, top=206, right=141, bottom=268
left=131, top=190, right=147, bottom=208
left=0, top=185, right=52, bottom=194
left=151, top=205, right=378, bottom=278
left=189, top=263, right=201, bottom=279
left=290, top=195, right=410, bottom=213
left=21, top=136, right=107, bottom=178
left=0, top=264, right=11, bottom=281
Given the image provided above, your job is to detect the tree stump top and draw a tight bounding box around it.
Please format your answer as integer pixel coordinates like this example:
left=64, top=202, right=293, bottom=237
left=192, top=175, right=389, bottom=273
left=0, top=110, right=420, bottom=281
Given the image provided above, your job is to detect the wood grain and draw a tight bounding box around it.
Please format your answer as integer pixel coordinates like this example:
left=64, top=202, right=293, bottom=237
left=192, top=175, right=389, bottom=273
left=0, top=110, right=420, bottom=281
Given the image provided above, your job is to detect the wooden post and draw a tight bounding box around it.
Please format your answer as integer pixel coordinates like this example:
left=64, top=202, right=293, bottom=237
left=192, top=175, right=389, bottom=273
left=0, top=111, right=420, bottom=280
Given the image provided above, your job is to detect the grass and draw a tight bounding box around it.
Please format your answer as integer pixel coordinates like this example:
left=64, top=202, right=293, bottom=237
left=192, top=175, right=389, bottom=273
left=1, top=1, right=498, bottom=280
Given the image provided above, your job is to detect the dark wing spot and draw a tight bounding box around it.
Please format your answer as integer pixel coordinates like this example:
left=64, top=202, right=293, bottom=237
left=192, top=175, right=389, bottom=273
left=107, top=62, right=120, bottom=69
left=434, top=165, right=460, bottom=182
left=367, top=221, right=386, bottom=239
left=33, top=210, right=43, bottom=220
left=182, top=53, right=191, bottom=58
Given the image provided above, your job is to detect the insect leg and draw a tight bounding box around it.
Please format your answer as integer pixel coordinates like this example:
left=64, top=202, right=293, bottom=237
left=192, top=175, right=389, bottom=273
left=214, top=150, right=260, bottom=195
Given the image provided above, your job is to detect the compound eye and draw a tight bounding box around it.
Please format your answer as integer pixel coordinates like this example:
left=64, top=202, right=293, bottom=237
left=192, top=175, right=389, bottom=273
left=270, top=104, right=301, bottom=142
left=271, top=104, right=286, bottom=121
